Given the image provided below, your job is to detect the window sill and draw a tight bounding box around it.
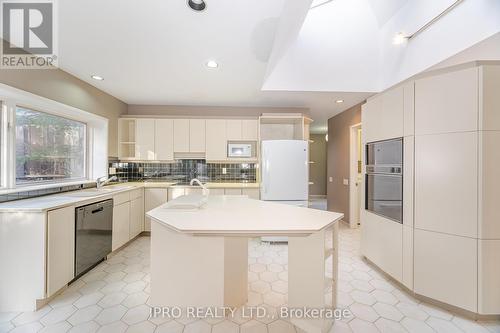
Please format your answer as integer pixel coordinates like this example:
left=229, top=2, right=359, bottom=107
left=0, top=180, right=95, bottom=196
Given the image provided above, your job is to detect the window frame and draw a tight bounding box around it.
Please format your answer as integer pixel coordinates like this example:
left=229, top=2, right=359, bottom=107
left=14, top=105, right=89, bottom=187
left=0, top=83, right=109, bottom=192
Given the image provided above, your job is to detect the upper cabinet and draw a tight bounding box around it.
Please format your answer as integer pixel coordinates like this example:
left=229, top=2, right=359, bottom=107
left=155, top=119, right=174, bottom=161
left=173, top=119, right=190, bottom=152
left=206, top=119, right=227, bottom=161
left=226, top=120, right=243, bottom=141
left=189, top=119, right=206, bottom=153
left=242, top=120, right=259, bottom=140
left=415, top=67, right=478, bottom=135
left=362, top=85, right=404, bottom=143
left=135, top=119, right=156, bottom=160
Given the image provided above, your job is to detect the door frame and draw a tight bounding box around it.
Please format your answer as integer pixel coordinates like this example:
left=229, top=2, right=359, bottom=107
left=349, top=123, right=362, bottom=228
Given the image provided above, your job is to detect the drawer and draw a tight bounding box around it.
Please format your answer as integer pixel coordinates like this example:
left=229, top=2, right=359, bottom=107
left=113, top=191, right=130, bottom=206
left=129, top=188, right=143, bottom=200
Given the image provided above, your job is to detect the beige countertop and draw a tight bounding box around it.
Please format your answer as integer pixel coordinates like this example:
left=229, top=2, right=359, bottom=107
left=0, top=181, right=260, bottom=212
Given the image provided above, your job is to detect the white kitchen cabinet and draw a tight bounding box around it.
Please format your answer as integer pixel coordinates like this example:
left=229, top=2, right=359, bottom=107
left=226, top=120, right=242, bottom=140
left=47, top=206, right=75, bottom=297
left=174, top=119, right=190, bottom=152
left=478, top=239, right=500, bottom=314
left=361, top=86, right=404, bottom=143
left=145, top=188, right=168, bottom=231
left=415, top=67, right=478, bottom=135
left=130, top=196, right=144, bottom=239
left=135, top=119, right=156, bottom=160
left=185, top=188, right=202, bottom=195
left=402, top=225, right=413, bottom=290
left=360, top=211, right=402, bottom=282
left=155, top=119, right=174, bottom=160
left=480, top=65, right=500, bottom=131
left=242, top=188, right=260, bottom=199
left=112, top=202, right=130, bottom=251
left=415, top=131, right=478, bottom=238
left=224, top=188, right=242, bottom=195
left=206, top=119, right=227, bottom=161
left=242, top=120, right=259, bottom=140
left=208, top=189, right=225, bottom=195
left=189, top=119, right=206, bottom=152
left=403, top=136, right=414, bottom=228
left=414, top=229, right=477, bottom=312
left=403, top=81, right=415, bottom=136
left=479, top=131, right=500, bottom=239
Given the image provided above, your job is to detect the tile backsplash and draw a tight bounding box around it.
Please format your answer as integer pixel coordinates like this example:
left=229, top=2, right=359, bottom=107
left=109, top=159, right=257, bottom=183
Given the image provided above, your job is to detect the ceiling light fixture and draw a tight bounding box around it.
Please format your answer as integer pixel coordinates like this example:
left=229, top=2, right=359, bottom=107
left=188, top=0, right=206, bottom=11
left=206, top=60, right=218, bottom=69
left=393, top=0, right=463, bottom=45
left=91, top=75, right=104, bottom=81
left=335, top=99, right=344, bottom=104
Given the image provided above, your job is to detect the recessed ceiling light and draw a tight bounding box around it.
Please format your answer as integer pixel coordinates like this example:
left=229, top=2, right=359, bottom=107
left=206, top=60, right=218, bottom=69
left=335, top=99, right=344, bottom=104
left=393, top=32, right=409, bottom=45
left=188, top=0, right=206, bottom=11
left=91, top=75, right=104, bottom=81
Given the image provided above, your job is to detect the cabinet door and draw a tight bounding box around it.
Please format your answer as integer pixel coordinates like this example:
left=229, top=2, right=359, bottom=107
left=130, top=197, right=144, bottom=239
left=155, top=119, right=174, bottom=160
left=135, top=119, right=155, bottom=160
left=189, top=119, right=206, bottom=152
left=242, top=188, right=260, bottom=199
left=414, top=229, right=477, bottom=312
left=185, top=188, right=202, bottom=195
left=174, top=119, right=190, bottom=152
left=226, top=120, right=242, bottom=140
left=242, top=120, right=258, bottom=140
left=47, top=206, right=75, bottom=297
left=206, top=119, right=227, bottom=161
left=224, top=188, right=242, bottom=195
left=145, top=188, right=168, bottom=231
left=112, top=202, right=130, bottom=251
left=209, top=188, right=225, bottom=195
left=415, top=67, right=478, bottom=135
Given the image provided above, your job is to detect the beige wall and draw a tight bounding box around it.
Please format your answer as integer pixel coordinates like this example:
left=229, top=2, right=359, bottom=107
left=0, top=68, right=127, bottom=157
left=128, top=105, right=310, bottom=117
left=327, top=103, right=362, bottom=222
left=309, top=134, right=327, bottom=196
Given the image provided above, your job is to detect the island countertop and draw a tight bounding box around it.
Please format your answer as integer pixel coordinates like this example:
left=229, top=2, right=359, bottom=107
left=147, top=195, right=343, bottom=236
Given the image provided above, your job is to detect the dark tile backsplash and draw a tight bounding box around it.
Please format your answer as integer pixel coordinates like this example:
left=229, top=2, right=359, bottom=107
left=109, top=159, right=257, bottom=184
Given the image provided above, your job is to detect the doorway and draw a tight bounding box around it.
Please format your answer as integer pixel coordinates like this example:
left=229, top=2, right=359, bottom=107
left=349, top=123, right=362, bottom=228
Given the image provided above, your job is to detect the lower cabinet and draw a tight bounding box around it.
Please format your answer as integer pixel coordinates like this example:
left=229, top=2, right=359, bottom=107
left=478, top=239, right=500, bottom=314
left=242, top=188, right=260, bottom=199
left=414, top=229, right=477, bottom=312
left=47, top=206, right=75, bottom=297
left=361, top=211, right=402, bottom=282
left=112, top=201, right=130, bottom=251
left=145, top=188, right=168, bottom=231
left=130, top=196, right=144, bottom=239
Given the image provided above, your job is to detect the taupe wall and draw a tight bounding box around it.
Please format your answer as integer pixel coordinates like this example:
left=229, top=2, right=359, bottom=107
left=309, top=134, right=327, bottom=196
left=0, top=69, right=127, bottom=157
left=327, top=103, right=362, bottom=222
left=128, top=105, right=310, bottom=117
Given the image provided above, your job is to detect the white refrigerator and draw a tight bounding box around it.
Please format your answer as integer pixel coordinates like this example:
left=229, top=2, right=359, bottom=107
left=260, top=140, right=309, bottom=242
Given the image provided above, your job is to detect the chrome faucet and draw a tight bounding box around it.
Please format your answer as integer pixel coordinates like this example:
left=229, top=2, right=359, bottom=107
left=190, top=178, right=209, bottom=196
left=96, top=175, right=117, bottom=189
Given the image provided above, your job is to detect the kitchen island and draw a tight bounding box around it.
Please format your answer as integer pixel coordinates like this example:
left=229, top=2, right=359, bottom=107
left=147, top=195, right=343, bottom=333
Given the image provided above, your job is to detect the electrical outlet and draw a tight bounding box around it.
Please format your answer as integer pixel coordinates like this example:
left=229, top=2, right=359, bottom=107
left=329, top=177, right=333, bottom=183
left=222, top=167, right=227, bottom=175
left=343, top=179, right=349, bottom=186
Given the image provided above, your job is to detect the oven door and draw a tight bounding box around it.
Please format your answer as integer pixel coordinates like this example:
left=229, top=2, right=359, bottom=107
left=365, top=173, right=403, bottom=223
left=366, top=138, right=403, bottom=167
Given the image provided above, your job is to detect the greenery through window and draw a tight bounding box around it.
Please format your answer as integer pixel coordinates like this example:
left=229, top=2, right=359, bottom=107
left=16, top=107, right=86, bottom=184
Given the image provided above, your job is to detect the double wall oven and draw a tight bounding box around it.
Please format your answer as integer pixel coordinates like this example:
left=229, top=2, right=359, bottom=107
left=365, top=138, right=403, bottom=223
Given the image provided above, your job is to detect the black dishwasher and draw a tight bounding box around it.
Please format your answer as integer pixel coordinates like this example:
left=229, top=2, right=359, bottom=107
left=75, top=199, right=113, bottom=278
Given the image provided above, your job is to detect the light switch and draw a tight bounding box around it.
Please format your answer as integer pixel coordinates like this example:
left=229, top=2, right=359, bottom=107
left=343, top=179, right=349, bottom=186
left=329, top=177, right=333, bottom=183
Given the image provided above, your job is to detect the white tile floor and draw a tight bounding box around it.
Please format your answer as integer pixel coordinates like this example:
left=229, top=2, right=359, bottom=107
left=1, top=204, right=500, bottom=333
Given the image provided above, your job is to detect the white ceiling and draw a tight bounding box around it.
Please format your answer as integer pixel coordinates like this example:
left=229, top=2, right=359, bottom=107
left=57, top=0, right=500, bottom=133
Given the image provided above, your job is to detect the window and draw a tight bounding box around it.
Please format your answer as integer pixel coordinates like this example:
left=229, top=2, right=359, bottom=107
left=15, top=107, right=86, bottom=185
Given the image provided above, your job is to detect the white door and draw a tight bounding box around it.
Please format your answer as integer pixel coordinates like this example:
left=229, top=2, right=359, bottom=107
left=261, top=140, right=308, bottom=201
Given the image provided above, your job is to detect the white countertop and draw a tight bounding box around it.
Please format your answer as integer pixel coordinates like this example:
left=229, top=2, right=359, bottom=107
left=0, top=182, right=260, bottom=212
left=147, top=195, right=343, bottom=236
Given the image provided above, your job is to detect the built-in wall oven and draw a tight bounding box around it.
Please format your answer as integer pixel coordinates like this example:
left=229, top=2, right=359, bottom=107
left=365, top=138, right=403, bottom=223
